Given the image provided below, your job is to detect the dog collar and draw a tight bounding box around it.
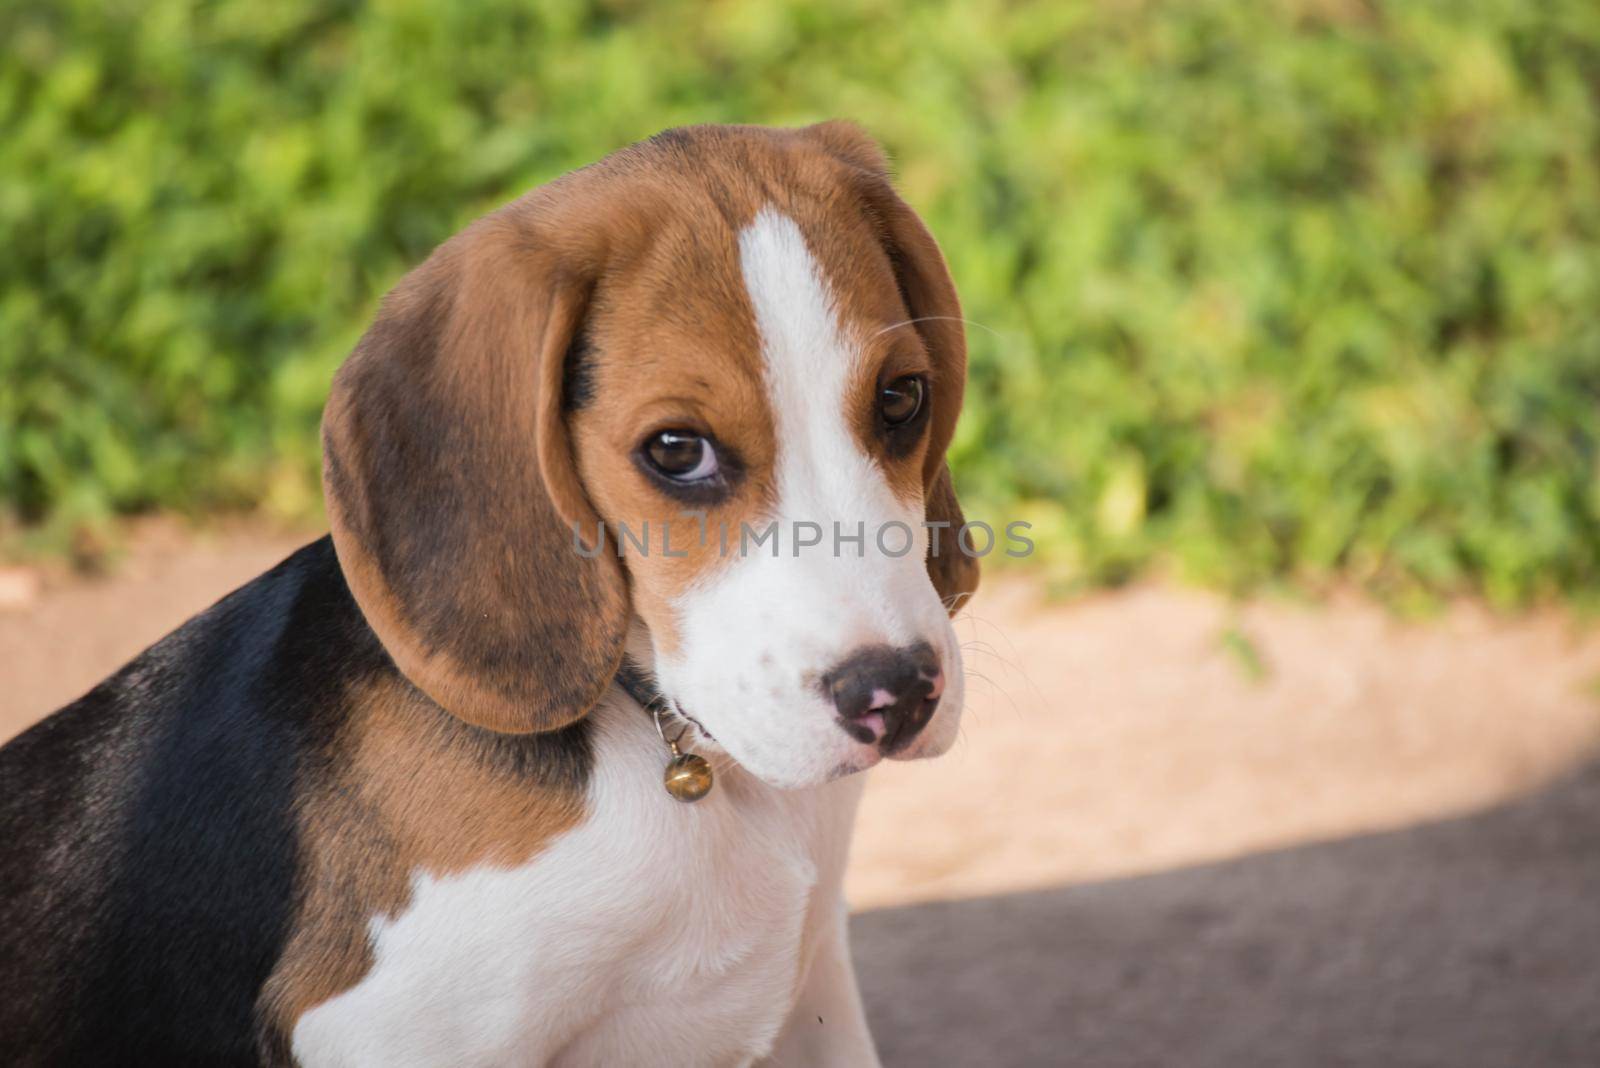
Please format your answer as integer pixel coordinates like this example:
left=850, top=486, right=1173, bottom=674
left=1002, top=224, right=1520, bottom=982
left=614, top=658, right=713, bottom=803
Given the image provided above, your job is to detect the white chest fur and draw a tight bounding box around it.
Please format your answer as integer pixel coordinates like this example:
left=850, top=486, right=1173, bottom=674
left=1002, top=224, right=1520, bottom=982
left=290, top=699, right=865, bottom=1068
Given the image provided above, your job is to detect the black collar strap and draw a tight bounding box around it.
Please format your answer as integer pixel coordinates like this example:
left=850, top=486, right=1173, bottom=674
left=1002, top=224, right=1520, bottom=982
left=614, top=656, right=672, bottom=718
left=613, top=655, right=717, bottom=802
left=613, top=656, right=716, bottom=746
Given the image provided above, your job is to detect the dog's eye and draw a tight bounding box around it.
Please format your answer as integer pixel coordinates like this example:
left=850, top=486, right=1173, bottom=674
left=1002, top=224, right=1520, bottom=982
left=643, top=430, right=719, bottom=481
left=879, top=375, right=926, bottom=427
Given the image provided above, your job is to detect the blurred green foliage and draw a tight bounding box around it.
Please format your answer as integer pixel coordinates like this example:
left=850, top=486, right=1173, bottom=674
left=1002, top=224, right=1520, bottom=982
left=3, top=0, right=1600, bottom=605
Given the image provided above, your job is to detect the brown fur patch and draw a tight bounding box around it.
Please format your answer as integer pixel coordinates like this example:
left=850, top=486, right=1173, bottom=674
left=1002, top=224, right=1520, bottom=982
left=568, top=193, right=777, bottom=653
left=260, top=676, right=589, bottom=1039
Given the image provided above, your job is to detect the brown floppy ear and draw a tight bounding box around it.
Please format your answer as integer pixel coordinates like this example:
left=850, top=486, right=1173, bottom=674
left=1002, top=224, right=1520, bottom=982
left=803, top=120, right=979, bottom=615
left=321, top=206, right=628, bottom=733
left=925, top=462, right=981, bottom=615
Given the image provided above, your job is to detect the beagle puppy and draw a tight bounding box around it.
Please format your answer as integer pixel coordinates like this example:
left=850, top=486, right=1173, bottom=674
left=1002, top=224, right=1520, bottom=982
left=0, top=121, right=979, bottom=1067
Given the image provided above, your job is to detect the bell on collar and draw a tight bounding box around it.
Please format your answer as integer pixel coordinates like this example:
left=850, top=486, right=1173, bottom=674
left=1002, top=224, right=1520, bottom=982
left=664, top=750, right=714, bottom=802
left=654, top=703, right=713, bottom=803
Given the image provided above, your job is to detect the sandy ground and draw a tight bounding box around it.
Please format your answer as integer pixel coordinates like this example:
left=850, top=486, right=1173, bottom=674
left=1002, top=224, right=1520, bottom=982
left=4, top=524, right=1600, bottom=1066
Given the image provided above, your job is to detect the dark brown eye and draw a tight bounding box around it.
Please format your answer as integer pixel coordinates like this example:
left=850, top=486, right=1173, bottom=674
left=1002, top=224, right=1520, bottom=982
left=643, top=430, right=719, bottom=481
left=879, top=375, right=926, bottom=427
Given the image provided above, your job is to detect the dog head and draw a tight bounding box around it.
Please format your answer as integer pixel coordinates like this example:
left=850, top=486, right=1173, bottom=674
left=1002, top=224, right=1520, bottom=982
left=323, top=122, right=979, bottom=789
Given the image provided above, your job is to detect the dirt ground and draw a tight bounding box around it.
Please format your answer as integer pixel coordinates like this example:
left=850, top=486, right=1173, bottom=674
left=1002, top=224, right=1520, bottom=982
left=4, top=523, right=1599, bottom=1066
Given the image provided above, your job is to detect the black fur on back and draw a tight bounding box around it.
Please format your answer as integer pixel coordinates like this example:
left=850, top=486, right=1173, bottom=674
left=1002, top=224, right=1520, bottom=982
left=0, top=537, right=593, bottom=1065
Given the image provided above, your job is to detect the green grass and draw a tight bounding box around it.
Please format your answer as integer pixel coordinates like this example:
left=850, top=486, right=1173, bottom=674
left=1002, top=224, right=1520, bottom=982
left=4, top=0, right=1600, bottom=606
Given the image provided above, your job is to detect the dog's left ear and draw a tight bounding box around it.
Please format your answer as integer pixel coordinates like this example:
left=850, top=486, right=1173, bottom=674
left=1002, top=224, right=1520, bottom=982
left=804, top=120, right=980, bottom=614
left=321, top=199, right=629, bottom=733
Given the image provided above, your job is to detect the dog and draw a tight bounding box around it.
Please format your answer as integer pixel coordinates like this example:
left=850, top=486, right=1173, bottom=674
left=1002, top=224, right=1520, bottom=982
left=0, top=121, right=979, bottom=1067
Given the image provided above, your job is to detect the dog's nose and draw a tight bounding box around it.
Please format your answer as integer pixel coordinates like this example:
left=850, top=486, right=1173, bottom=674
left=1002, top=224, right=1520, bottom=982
left=823, top=641, right=943, bottom=752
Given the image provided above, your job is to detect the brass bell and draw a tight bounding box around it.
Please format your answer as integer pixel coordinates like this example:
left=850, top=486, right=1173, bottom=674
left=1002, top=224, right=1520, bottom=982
left=653, top=701, right=714, bottom=803
left=664, top=751, right=714, bottom=803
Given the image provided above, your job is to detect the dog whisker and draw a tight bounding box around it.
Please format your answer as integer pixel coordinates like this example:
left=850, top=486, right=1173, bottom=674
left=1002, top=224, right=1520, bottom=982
left=949, top=609, right=1047, bottom=722
left=941, top=589, right=978, bottom=612
left=870, top=315, right=1008, bottom=342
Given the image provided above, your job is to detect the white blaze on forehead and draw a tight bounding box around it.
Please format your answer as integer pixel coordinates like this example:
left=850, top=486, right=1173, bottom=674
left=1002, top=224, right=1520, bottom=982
left=737, top=208, right=856, bottom=415
left=737, top=208, right=897, bottom=523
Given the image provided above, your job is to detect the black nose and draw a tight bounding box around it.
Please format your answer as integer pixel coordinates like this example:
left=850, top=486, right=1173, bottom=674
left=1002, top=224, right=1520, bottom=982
left=822, top=641, right=943, bottom=752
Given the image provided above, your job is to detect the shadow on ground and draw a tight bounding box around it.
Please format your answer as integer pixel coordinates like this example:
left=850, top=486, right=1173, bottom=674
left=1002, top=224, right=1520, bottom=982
left=854, top=758, right=1600, bottom=1067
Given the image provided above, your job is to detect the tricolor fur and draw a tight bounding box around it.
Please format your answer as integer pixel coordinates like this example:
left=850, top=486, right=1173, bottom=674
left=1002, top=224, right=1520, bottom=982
left=0, top=122, right=979, bottom=1066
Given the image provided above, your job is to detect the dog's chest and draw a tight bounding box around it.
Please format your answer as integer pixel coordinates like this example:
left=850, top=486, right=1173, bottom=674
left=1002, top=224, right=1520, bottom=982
left=290, top=709, right=861, bottom=1067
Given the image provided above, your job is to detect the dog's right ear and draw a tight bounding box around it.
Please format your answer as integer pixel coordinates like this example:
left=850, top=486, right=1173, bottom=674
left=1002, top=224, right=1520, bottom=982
left=322, top=204, right=628, bottom=734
